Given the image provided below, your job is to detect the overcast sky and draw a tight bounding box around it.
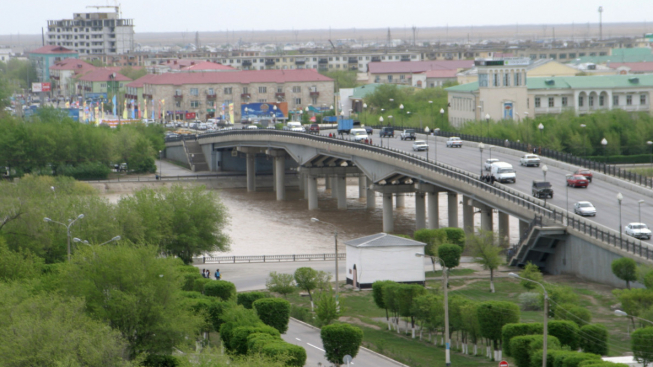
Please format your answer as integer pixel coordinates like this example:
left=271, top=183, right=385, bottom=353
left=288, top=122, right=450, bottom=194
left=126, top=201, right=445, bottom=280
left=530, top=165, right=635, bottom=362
left=2, top=0, right=653, bottom=35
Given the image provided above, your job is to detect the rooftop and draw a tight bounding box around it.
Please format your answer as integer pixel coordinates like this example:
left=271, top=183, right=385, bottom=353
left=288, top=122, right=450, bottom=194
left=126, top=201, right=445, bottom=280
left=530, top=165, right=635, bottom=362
left=143, top=69, right=332, bottom=86
left=49, top=58, right=95, bottom=74
left=78, top=68, right=131, bottom=82
left=608, top=62, right=653, bottom=73
left=125, top=74, right=160, bottom=88
left=27, top=45, right=77, bottom=55
left=368, top=60, right=474, bottom=74
left=344, top=233, right=426, bottom=248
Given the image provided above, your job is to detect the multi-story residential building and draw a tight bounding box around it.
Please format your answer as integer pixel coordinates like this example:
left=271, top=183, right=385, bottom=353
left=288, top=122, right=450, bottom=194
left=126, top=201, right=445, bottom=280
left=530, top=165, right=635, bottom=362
left=46, top=8, right=134, bottom=55
left=49, top=58, right=96, bottom=97
left=125, top=74, right=159, bottom=115
left=75, top=68, right=131, bottom=102
left=147, top=59, right=237, bottom=74
left=446, top=59, right=653, bottom=127
left=141, top=69, right=334, bottom=121
left=366, top=60, right=475, bottom=85
left=80, top=52, right=144, bottom=67
left=27, top=45, right=79, bottom=82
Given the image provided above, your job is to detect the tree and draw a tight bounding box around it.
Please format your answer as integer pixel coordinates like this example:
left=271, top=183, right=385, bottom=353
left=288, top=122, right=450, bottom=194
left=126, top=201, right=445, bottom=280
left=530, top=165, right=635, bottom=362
left=411, top=294, right=444, bottom=342
left=554, top=303, right=592, bottom=327
left=611, top=257, right=638, bottom=289
left=643, top=269, right=653, bottom=290
left=510, top=335, right=561, bottom=367
left=372, top=280, right=395, bottom=330
left=253, top=298, right=291, bottom=334
left=320, top=323, right=363, bottom=367
left=0, top=237, right=43, bottom=282
left=237, top=292, right=270, bottom=309
left=414, top=228, right=447, bottom=259
left=58, top=244, right=203, bottom=358
left=294, top=267, right=319, bottom=308
left=119, top=66, right=147, bottom=81
left=0, top=283, right=132, bottom=367
left=204, top=280, right=237, bottom=301
left=519, top=262, right=543, bottom=290
left=265, top=272, right=295, bottom=298
left=396, top=284, right=427, bottom=337
left=548, top=320, right=580, bottom=350
left=477, top=301, right=520, bottom=360
left=438, top=243, right=462, bottom=270
left=632, top=327, right=653, bottom=367
left=612, top=288, right=653, bottom=328
left=315, top=290, right=340, bottom=326
left=580, top=324, right=609, bottom=356
left=468, top=230, right=505, bottom=292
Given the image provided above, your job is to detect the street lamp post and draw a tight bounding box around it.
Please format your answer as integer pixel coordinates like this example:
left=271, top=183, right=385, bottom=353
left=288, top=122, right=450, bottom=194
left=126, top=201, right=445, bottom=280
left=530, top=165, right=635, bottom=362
left=363, top=103, right=367, bottom=126
left=601, top=138, right=608, bottom=166
left=479, top=142, right=485, bottom=177
left=434, top=128, right=440, bottom=162
left=484, top=113, right=490, bottom=139
left=615, top=309, right=653, bottom=326
left=542, top=165, right=549, bottom=204
left=580, top=124, right=587, bottom=158
left=639, top=200, right=645, bottom=224
left=379, top=116, right=384, bottom=147
left=311, top=218, right=340, bottom=302
left=158, top=150, right=163, bottom=179
left=428, top=100, right=433, bottom=126
left=440, top=108, right=445, bottom=129
left=399, top=104, right=404, bottom=128
left=510, top=273, right=548, bottom=367
left=74, top=235, right=121, bottom=246
left=425, top=127, right=430, bottom=160
left=44, top=214, right=85, bottom=261
left=617, top=192, right=624, bottom=242
left=538, top=123, right=544, bottom=152
left=416, top=253, right=450, bottom=366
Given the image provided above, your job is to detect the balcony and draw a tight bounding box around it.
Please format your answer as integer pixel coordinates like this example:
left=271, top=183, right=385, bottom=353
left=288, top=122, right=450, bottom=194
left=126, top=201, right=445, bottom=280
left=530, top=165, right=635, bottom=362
left=371, top=57, right=381, bottom=62
left=174, top=94, right=183, bottom=100
left=275, top=92, right=285, bottom=99
left=265, top=59, right=276, bottom=66
left=310, top=91, right=320, bottom=97
left=241, top=93, right=251, bottom=99
left=295, top=58, right=306, bottom=65
left=206, top=93, right=217, bottom=100
left=84, top=86, right=91, bottom=91
left=348, top=58, right=357, bottom=64
left=242, top=60, right=252, bottom=67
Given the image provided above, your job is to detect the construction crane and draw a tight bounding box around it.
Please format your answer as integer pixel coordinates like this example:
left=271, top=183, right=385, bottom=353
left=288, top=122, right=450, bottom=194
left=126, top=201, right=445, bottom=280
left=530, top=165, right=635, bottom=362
left=86, top=3, right=121, bottom=17
left=328, top=39, right=337, bottom=53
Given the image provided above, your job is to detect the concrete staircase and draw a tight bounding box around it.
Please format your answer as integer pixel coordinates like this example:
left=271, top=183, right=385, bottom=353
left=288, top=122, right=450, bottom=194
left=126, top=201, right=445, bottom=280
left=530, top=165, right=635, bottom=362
left=183, top=140, right=209, bottom=172
left=509, top=216, right=566, bottom=268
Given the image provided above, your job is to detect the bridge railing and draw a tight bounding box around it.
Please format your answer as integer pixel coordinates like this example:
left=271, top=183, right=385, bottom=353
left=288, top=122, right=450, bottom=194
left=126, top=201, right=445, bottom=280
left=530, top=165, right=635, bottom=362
left=199, top=252, right=346, bottom=264
left=174, top=130, right=653, bottom=262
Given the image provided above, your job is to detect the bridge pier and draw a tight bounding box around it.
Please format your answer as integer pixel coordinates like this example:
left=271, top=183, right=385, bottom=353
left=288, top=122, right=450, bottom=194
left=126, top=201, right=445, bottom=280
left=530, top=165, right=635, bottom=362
left=307, top=175, right=318, bottom=210
left=246, top=153, right=256, bottom=192
left=480, top=206, right=493, bottom=232
left=415, top=192, right=426, bottom=230
left=428, top=192, right=439, bottom=229
left=272, top=158, right=277, bottom=192
left=447, top=192, right=459, bottom=228
left=274, top=154, right=286, bottom=201
left=396, top=194, right=405, bottom=208
left=498, top=211, right=510, bottom=242
left=462, top=196, right=475, bottom=236
left=336, top=174, right=347, bottom=210
left=330, top=176, right=337, bottom=199
left=302, top=174, right=308, bottom=200
left=366, top=177, right=376, bottom=209
left=358, top=175, right=367, bottom=198
left=383, top=193, right=394, bottom=233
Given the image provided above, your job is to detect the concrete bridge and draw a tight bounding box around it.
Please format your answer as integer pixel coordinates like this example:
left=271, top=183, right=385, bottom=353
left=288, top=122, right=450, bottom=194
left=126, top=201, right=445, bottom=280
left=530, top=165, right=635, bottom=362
left=165, top=130, right=653, bottom=287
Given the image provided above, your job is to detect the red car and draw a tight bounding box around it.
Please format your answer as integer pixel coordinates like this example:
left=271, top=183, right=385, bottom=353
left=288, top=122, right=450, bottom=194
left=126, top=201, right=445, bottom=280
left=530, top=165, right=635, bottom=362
left=308, top=123, right=320, bottom=134
left=567, top=174, right=589, bottom=188
left=574, top=169, right=593, bottom=182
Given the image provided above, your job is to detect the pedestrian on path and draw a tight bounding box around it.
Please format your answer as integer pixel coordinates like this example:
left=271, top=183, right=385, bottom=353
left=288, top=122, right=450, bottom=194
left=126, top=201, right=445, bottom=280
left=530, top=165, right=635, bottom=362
left=215, top=269, right=221, bottom=280
left=206, top=270, right=211, bottom=279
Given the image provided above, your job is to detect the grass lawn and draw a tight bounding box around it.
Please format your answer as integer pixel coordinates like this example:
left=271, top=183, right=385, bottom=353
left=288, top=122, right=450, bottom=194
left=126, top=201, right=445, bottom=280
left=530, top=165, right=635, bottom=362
left=426, top=268, right=477, bottom=277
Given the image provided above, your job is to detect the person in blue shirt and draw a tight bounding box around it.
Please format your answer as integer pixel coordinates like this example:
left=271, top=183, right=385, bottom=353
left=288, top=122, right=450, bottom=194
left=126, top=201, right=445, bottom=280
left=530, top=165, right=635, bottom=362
left=215, top=269, right=221, bottom=280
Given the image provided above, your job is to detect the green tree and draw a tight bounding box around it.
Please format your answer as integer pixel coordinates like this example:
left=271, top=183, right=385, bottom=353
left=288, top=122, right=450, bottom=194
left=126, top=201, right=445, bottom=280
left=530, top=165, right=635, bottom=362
left=438, top=243, right=462, bottom=277
left=204, top=280, right=237, bottom=301
left=119, top=66, right=147, bottom=81
left=548, top=320, right=580, bottom=350
left=519, top=262, right=543, bottom=291
left=265, top=272, right=295, bottom=298
left=372, top=280, right=395, bottom=330
left=319, top=70, right=359, bottom=90
left=396, top=284, right=427, bottom=337
left=477, top=301, right=520, bottom=359
left=554, top=303, right=592, bottom=327
left=230, top=325, right=280, bottom=355
left=315, top=290, right=340, bottom=326
left=294, top=267, right=319, bottom=307
left=632, top=327, right=653, bottom=367
left=510, top=335, right=561, bottom=367
left=580, top=324, right=609, bottom=356
left=612, top=288, right=653, bottom=328
left=219, top=305, right=261, bottom=352
left=320, top=323, right=363, bottom=367
left=253, top=298, right=291, bottom=334
left=611, top=257, right=638, bottom=289
left=58, top=244, right=203, bottom=358
left=0, top=237, right=44, bottom=282
left=468, top=230, right=505, bottom=293
left=414, top=228, right=448, bottom=261
left=411, top=293, right=444, bottom=342
left=642, top=269, right=653, bottom=290
left=237, top=292, right=270, bottom=309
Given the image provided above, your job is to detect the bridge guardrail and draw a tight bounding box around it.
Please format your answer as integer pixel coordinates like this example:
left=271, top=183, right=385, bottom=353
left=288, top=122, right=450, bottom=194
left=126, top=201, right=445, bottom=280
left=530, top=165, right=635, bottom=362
left=199, top=252, right=346, bottom=264
left=168, top=130, right=652, bottom=262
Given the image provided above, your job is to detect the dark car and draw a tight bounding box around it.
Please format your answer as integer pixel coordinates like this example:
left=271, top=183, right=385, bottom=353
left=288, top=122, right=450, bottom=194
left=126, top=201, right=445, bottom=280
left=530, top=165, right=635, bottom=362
left=574, top=169, right=593, bottom=182
left=308, top=124, right=320, bottom=133
left=380, top=127, right=394, bottom=138
left=364, top=126, right=373, bottom=135
left=532, top=181, right=553, bottom=199
left=566, top=174, right=589, bottom=188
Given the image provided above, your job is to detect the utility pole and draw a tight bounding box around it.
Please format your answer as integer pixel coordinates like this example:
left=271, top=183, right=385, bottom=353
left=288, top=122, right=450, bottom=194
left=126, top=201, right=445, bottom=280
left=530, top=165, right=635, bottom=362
left=599, top=6, right=604, bottom=40
left=412, top=26, right=417, bottom=46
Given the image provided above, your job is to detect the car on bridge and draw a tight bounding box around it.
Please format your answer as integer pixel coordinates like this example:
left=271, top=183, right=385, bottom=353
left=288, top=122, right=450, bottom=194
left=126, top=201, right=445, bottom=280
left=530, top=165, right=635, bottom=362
left=308, top=124, right=320, bottom=134
left=519, top=154, right=541, bottom=167
left=574, top=201, right=597, bottom=216
left=625, top=223, right=652, bottom=240
left=574, top=168, right=593, bottom=182
left=566, top=174, right=589, bottom=188
left=446, top=137, right=463, bottom=148
left=379, top=127, right=394, bottom=138
left=412, top=140, right=428, bottom=151
left=532, top=181, right=553, bottom=199
left=484, top=158, right=499, bottom=171
left=400, top=129, right=417, bottom=140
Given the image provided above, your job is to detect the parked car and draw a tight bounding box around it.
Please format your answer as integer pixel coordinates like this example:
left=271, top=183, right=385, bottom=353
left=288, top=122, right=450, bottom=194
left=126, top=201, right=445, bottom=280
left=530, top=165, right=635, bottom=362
left=308, top=124, right=320, bottom=133
left=364, top=126, right=373, bottom=135
left=484, top=158, right=500, bottom=171
left=446, top=137, right=463, bottom=148
left=574, top=168, right=593, bottom=182
left=400, top=129, right=417, bottom=140
left=246, top=125, right=258, bottom=130
left=379, top=127, right=394, bottom=138
left=532, top=181, right=553, bottom=199
left=566, top=174, right=589, bottom=188
left=519, top=154, right=541, bottom=167
left=625, top=223, right=652, bottom=240
left=412, top=140, right=428, bottom=151
left=574, top=201, right=597, bottom=216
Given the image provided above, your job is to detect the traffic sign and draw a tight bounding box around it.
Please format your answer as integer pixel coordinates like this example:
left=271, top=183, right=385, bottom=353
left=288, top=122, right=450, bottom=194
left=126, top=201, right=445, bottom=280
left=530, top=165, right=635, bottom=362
left=499, top=361, right=509, bottom=367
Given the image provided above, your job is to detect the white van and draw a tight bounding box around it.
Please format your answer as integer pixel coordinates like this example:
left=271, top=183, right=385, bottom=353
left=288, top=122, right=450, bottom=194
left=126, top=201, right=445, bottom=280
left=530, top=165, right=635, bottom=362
left=287, top=121, right=303, bottom=132
left=349, top=128, right=369, bottom=142
left=491, top=162, right=516, bottom=183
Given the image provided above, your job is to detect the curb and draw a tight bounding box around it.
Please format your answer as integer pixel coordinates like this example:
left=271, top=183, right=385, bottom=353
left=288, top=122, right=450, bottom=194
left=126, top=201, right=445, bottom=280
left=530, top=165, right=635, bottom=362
left=289, top=317, right=411, bottom=367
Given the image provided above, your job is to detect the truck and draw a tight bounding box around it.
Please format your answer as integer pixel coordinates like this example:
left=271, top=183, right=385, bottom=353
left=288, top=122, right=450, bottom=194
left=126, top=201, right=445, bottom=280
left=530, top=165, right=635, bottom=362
left=337, top=119, right=361, bottom=134
left=532, top=181, right=553, bottom=199
left=400, top=129, right=416, bottom=140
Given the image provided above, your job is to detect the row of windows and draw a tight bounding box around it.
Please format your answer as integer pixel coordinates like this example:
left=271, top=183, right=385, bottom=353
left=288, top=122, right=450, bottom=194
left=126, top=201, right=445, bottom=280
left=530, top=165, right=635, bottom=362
left=184, top=86, right=318, bottom=95
left=479, top=70, right=524, bottom=88
left=527, top=52, right=607, bottom=60
left=450, top=97, right=475, bottom=111
left=534, top=94, right=647, bottom=108
left=180, top=98, right=311, bottom=109
left=220, top=55, right=417, bottom=64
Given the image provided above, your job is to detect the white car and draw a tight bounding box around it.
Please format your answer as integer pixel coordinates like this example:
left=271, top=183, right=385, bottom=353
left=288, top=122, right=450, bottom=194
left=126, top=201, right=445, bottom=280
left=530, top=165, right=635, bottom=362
left=625, top=223, right=652, bottom=240
left=574, top=201, right=597, bottom=217
left=350, top=128, right=369, bottom=142
left=520, top=154, right=541, bottom=167
left=484, top=158, right=499, bottom=171
left=446, top=137, right=462, bottom=148
left=246, top=125, right=258, bottom=129
left=412, top=140, right=428, bottom=151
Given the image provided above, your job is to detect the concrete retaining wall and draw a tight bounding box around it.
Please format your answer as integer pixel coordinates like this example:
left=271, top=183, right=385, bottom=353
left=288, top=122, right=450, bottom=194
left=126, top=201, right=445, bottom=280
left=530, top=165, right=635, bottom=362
left=166, top=145, right=189, bottom=169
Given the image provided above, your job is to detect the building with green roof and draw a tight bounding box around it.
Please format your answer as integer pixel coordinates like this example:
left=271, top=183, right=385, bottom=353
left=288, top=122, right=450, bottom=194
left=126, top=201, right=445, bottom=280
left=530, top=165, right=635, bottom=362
left=446, top=63, right=653, bottom=127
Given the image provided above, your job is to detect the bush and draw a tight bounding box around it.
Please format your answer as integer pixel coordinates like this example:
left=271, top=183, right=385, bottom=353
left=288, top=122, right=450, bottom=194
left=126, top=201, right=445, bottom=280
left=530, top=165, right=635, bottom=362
left=193, top=277, right=211, bottom=293
left=247, top=332, right=280, bottom=354
left=182, top=273, right=202, bottom=291
left=579, top=324, right=608, bottom=356
left=237, top=292, right=270, bottom=309
left=262, top=342, right=307, bottom=367
left=519, top=293, right=543, bottom=311
left=478, top=301, right=521, bottom=347
left=230, top=324, right=280, bottom=355
left=632, top=326, right=653, bottom=367
left=320, top=324, right=363, bottom=366
left=253, top=298, right=291, bottom=334
left=219, top=306, right=261, bottom=351
left=555, top=303, right=592, bottom=327
left=611, top=257, right=638, bottom=288
left=510, top=335, right=560, bottom=367
left=559, top=352, right=601, bottom=367
left=142, top=354, right=180, bottom=367
left=578, top=362, right=629, bottom=367
left=443, top=227, right=466, bottom=249
left=289, top=304, right=314, bottom=325
left=204, top=280, right=237, bottom=301
left=59, top=162, right=111, bottom=180
left=502, top=322, right=543, bottom=356
left=372, top=280, right=394, bottom=310
left=207, top=300, right=230, bottom=332
left=549, top=320, right=580, bottom=350
left=438, top=243, right=462, bottom=269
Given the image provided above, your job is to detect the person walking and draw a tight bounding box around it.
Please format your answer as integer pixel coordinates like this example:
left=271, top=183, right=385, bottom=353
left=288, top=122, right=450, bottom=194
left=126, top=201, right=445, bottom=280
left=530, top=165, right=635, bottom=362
left=215, top=269, right=221, bottom=280
left=206, top=270, right=211, bottom=279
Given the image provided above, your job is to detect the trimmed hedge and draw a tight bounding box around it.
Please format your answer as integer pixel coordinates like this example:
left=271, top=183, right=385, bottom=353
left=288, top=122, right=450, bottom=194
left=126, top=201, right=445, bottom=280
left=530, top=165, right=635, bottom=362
left=193, top=277, right=211, bottom=293
left=549, top=320, right=580, bottom=350
left=262, top=341, right=307, bottom=367
left=59, top=162, right=111, bottom=180
left=253, top=298, right=291, bottom=334
left=321, top=323, right=364, bottom=366
left=230, top=324, right=280, bottom=355
left=182, top=273, right=202, bottom=291
left=502, top=322, right=543, bottom=356
left=237, top=292, right=270, bottom=309
left=579, top=324, right=608, bottom=355
left=531, top=350, right=601, bottom=367
left=559, top=352, right=601, bottom=367
left=478, top=301, right=521, bottom=345
left=554, top=303, right=592, bottom=327
left=587, top=153, right=653, bottom=164
left=247, top=332, right=281, bottom=354
left=510, top=335, right=560, bottom=367
left=204, top=280, right=236, bottom=301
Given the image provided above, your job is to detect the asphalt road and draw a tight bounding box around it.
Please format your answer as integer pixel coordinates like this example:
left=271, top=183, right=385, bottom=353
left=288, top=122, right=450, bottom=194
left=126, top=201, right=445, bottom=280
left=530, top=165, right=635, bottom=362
left=319, top=128, right=653, bottom=242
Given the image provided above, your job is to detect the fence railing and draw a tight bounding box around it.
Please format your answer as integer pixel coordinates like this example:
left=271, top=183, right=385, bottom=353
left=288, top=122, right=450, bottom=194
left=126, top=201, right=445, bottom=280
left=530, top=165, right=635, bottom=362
left=83, top=173, right=230, bottom=183
left=168, top=129, right=653, bottom=263
left=199, top=253, right=346, bottom=264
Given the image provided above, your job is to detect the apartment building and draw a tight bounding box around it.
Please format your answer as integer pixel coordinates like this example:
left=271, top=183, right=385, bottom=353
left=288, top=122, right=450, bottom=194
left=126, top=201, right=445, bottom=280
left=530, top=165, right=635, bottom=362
left=80, top=52, right=144, bottom=67
left=27, top=45, right=79, bottom=82
left=46, top=9, right=135, bottom=55
left=75, top=68, right=131, bottom=102
left=49, top=58, right=96, bottom=97
left=366, top=60, right=475, bottom=85
left=446, top=59, right=653, bottom=127
left=141, top=69, right=334, bottom=121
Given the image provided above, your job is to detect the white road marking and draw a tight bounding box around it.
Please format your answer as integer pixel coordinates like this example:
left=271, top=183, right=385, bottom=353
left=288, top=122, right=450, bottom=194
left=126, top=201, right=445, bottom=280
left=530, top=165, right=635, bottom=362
left=307, top=343, right=325, bottom=352
left=295, top=338, right=301, bottom=341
